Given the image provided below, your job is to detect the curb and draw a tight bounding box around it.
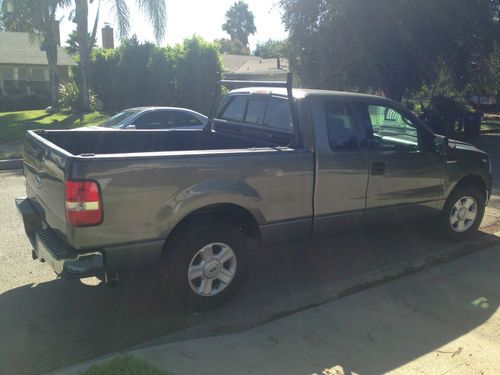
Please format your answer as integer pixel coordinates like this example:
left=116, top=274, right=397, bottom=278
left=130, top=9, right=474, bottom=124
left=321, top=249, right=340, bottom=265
left=0, top=159, right=23, bottom=171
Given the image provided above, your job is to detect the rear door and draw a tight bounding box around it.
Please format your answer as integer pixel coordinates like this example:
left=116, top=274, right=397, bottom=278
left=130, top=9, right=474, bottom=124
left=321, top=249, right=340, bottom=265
left=311, top=98, right=371, bottom=234
left=357, top=101, right=444, bottom=223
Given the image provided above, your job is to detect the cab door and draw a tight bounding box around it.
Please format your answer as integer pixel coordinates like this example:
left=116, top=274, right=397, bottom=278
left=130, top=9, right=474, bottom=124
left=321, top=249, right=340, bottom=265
left=358, top=101, right=445, bottom=224
left=311, top=98, right=371, bottom=235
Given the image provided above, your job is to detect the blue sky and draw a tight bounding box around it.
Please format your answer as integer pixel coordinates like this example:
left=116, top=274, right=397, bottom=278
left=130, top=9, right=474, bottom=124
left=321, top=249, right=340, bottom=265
left=58, top=0, right=288, bottom=50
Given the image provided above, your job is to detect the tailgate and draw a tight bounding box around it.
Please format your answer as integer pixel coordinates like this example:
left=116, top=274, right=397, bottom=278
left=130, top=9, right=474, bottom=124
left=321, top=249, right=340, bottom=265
left=23, top=131, right=70, bottom=238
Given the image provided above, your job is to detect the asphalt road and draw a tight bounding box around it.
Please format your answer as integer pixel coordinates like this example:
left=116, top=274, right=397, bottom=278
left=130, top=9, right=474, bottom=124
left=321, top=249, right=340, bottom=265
left=1, top=134, right=500, bottom=374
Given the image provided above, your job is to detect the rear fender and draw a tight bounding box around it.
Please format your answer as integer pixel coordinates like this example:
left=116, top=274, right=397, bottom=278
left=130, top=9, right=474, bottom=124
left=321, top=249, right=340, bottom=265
left=155, top=179, right=264, bottom=237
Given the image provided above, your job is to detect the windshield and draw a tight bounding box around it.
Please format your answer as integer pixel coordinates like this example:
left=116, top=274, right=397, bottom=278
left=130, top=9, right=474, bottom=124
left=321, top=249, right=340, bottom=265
left=100, top=110, right=139, bottom=128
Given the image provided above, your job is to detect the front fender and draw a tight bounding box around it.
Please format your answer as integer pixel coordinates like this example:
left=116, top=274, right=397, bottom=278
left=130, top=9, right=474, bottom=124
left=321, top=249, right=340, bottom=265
left=444, top=168, right=492, bottom=203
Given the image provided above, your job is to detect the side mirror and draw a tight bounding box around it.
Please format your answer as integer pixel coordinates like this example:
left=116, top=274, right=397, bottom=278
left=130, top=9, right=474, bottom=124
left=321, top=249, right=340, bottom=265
left=125, top=124, right=136, bottom=129
left=434, top=134, right=448, bottom=155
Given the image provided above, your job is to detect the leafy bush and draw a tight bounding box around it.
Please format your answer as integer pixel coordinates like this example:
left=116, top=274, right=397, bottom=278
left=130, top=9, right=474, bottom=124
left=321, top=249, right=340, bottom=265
left=420, top=95, right=471, bottom=136
left=88, top=36, right=222, bottom=113
left=59, top=80, right=97, bottom=112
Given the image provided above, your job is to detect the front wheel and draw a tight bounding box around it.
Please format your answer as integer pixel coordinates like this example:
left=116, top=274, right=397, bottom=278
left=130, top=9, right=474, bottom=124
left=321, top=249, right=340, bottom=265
left=440, top=184, right=485, bottom=240
left=162, top=221, right=249, bottom=310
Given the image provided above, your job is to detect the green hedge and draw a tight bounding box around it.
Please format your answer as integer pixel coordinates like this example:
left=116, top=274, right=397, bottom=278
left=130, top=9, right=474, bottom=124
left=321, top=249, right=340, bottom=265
left=87, top=36, right=222, bottom=114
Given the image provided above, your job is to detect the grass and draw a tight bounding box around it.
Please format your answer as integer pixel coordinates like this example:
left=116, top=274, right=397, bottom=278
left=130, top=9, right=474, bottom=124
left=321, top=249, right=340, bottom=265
left=80, top=356, right=169, bottom=375
left=0, top=110, right=109, bottom=140
left=482, top=119, right=500, bottom=132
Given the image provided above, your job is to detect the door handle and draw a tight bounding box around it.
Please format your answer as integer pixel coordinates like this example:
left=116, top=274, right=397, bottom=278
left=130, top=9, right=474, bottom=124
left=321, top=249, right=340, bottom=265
left=371, top=161, right=386, bottom=175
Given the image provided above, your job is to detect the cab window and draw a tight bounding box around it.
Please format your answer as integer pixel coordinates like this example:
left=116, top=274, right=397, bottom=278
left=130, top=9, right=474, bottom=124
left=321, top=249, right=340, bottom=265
left=324, top=101, right=358, bottom=150
left=219, top=95, right=292, bottom=132
left=245, top=98, right=267, bottom=125
left=220, top=96, right=247, bottom=122
left=265, top=97, right=292, bottom=130
left=368, top=104, right=421, bottom=152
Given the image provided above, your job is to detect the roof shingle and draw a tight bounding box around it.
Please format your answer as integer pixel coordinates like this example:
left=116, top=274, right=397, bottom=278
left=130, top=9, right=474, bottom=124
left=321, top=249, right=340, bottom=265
left=0, top=32, right=76, bottom=66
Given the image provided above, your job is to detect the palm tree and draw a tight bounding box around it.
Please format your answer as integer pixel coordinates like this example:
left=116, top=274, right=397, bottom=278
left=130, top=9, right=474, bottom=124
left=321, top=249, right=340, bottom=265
left=65, top=29, right=96, bottom=55
left=1, top=0, right=71, bottom=111
left=222, top=1, right=256, bottom=47
left=74, top=0, right=167, bottom=112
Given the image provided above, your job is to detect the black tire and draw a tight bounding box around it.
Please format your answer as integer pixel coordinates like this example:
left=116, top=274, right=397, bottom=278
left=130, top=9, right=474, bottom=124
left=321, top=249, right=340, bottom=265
left=162, top=221, right=249, bottom=310
left=440, top=184, right=485, bottom=241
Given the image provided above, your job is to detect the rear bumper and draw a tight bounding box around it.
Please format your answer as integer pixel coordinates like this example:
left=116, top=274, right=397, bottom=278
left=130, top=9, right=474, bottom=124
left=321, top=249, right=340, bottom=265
left=15, top=197, right=104, bottom=279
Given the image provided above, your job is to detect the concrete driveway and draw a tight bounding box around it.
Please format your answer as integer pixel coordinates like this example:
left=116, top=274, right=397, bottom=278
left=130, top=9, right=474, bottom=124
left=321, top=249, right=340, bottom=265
left=1, top=133, right=500, bottom=374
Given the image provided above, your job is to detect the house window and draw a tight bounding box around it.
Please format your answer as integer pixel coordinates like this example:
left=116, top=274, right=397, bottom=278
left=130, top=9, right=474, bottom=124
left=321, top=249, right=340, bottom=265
left=30, top=68, right=49, bottom=81
left=30, top=67, right=50, bottom=96
left=2, top=67, right=15, bottom=80
left=18, top=68, right=28, bottom=81
left=2, top=66, right=27, bottom=96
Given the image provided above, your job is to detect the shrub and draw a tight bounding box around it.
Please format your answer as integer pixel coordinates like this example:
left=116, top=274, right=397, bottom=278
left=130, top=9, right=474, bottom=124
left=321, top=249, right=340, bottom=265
left=59, top=80, right=97, bottom=112
left=88, top=36, right=222, bottom=113
left=420, top=95, right=471, bottom=136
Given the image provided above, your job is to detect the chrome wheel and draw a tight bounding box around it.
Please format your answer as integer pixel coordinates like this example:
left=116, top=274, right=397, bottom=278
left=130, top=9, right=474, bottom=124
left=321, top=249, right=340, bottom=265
left=187, top=242, right=237, bottom=297
left=449, top=196, right=477, bottom=233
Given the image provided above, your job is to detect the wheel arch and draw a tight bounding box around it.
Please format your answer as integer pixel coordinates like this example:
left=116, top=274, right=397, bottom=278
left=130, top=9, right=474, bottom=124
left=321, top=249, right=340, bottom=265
left=162, top=203, right=261, bottom=256
left=451, top=174, right=487, bottom=198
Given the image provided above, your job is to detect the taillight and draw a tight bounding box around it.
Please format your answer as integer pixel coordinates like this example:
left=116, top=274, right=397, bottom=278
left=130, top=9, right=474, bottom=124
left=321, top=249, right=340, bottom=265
left=65, top=180, right=103, bottom=226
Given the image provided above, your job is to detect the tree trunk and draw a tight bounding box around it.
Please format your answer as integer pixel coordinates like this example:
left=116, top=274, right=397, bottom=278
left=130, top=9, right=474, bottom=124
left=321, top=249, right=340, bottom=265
left=75, top=0, right=91, bottom=112
left=45, top=40, right=60, bottom=111
left=383, top=85, right=405, bottom=103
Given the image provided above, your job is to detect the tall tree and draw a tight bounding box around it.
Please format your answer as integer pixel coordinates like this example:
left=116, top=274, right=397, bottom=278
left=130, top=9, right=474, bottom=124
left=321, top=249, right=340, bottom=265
left=65, top=29, right=95, bottom=55
left=253, top=39, right=288, bottom=58
left=280, top=0, right=499, bottom=102
left=1, top=0, right=70, bottom=110
left=222, top=1, right=256, bottom=47
left=215, top=38, right=249, bottom=55
left=74, top=0, right=167, bottom=112
left=0, top=0, right=32, bottom=31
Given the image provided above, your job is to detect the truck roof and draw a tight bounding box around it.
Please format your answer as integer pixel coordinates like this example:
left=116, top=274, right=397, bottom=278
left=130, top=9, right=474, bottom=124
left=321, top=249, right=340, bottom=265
left=228, top=87, right=387, bottom=101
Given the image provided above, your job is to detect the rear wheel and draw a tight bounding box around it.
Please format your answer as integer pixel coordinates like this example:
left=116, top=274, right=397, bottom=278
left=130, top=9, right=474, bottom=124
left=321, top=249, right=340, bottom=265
left=162, top=221, right=249, bottom=310
left=440, top=184, right=485, bottom=240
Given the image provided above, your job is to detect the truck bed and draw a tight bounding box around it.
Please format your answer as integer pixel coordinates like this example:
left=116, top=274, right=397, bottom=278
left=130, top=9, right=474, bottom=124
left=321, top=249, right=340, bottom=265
left=22, top=129, right=314, bottom=251
left=42, top=129, right=273, bottom=156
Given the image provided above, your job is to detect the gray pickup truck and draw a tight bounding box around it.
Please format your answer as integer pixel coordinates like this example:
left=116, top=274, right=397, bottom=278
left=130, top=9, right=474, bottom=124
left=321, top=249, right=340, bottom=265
left=16, top=76, right=492, bottom=309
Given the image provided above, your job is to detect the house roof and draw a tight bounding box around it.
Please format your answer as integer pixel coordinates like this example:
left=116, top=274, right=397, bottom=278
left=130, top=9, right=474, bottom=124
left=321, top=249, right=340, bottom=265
left=221, top=54, right=261, bottom=73
left=0, top=32, right=76, bottom=66
left=234, top=57, right=289, bottom=75
left=221, top=54, right=289, bottom=75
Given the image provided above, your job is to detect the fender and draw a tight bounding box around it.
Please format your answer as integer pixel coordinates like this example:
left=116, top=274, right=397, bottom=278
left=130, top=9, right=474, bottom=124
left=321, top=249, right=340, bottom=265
left=155, top=178, right=265, bottom=238
left=440, top=170, right=491, bottom=210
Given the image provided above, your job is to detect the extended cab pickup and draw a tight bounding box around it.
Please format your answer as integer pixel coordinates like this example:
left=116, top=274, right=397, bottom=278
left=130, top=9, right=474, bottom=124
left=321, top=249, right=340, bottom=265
left=16, top=76, right=492, bottom=308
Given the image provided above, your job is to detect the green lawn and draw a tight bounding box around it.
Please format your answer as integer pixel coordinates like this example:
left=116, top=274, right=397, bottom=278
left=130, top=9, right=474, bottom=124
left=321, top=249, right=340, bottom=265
left=80, top=356, right=169, bottom=375
left=482, top=119, right=500, bottom=132
left=0, top=110, right=109, bottom=140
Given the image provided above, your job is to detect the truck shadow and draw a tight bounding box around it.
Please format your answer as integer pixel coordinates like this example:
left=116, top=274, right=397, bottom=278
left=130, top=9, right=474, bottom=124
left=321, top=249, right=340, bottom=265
left=0, top=223, right=498, bottom=375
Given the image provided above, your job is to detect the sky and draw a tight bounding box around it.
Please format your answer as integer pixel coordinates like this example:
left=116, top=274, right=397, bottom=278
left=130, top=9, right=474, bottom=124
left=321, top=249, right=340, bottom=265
left=58, top=0, right=288, bottom=50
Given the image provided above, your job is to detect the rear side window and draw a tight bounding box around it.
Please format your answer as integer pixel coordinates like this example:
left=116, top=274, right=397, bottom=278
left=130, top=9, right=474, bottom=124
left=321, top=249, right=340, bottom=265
left=324, top=101, right=357, bottom=150
left=220, top=96, right=247, bottom=122
left=265, top=97, right=292, bottom=130
left=134, top=112, right=162, bottom=129
left=170, top=112, right=203, bottom=126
